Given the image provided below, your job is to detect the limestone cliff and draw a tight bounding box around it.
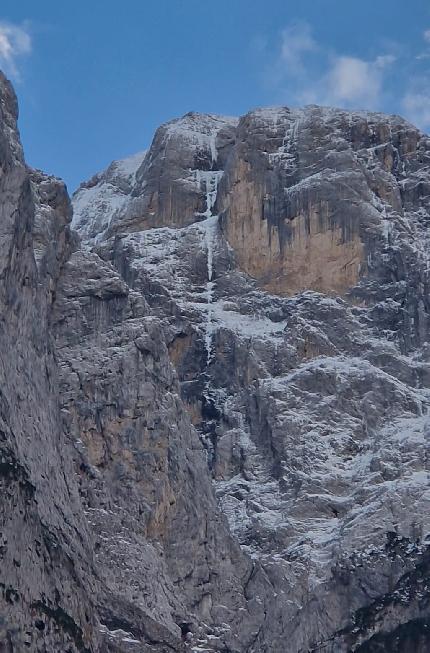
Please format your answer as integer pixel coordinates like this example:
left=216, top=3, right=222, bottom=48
left=0, top=72, right=99, bottom=652
left=1, top=68, right=430, bottom=653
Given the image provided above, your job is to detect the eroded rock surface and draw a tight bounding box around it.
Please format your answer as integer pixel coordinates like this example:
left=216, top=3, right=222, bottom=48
left=0, top=72, right=99, bottom=653
left=1, top=69, right=430, bottom=652
left=71, top=105, right=430, bottom=652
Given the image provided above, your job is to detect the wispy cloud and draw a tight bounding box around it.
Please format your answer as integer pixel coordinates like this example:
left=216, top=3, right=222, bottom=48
left=322, top=54, right=395, bottom=108
left=403, top=91, right=430, bottom=130
left=400, top=31, right=430, bottom=130
left=0, top=21, right=31, bottom=78
left=416, top=29, right=430, bottom=60
left=262, top=21, right=430, bottom=132
left=268, top=21, right=396, bottom=112
left=279, top=22, right=318, bottom=74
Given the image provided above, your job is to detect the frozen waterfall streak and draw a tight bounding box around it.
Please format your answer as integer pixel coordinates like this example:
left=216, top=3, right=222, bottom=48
left=197, top=169, right=223, bottom=366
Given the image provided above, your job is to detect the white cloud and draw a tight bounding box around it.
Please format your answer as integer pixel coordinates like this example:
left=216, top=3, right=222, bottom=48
left=264, top=21, right=430, bottom=127
left=0, top=21, right=31, bottom=78
left=375, top=54, right=397, bottom=68
left=280, top=22, right=317, bottom=73
left=416, top=30, right=430, bottom=59
left=322, top=54, right=395, bottom=109
left=271, top=21, right=396, bottom=112
left=326, top=57, right=380, bottom=105
left=402, top=91, right=430, bottom=130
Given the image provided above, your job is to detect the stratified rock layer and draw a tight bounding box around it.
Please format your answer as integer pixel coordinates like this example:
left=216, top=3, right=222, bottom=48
left=1, top=68, right=430, bottom=652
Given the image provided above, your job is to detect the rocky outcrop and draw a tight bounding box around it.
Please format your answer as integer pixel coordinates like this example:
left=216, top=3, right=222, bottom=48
left=52, top=248, right=261, bottom=652
left=0, top=72, right=99, bottom=652
left=72, top=151, right=147, bottom=244
left=72, top=113, right=237, bottom=243
left=2, top=66, right=430, bottom=652
left=217, top=106, right=425, bottom=298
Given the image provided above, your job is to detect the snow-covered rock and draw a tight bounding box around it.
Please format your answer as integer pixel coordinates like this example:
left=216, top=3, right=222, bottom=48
left=72, top=150, right=147, bottom=243
left=2, top=64, right=430, bottom=651
left=71, top=104, right=430, bottom=652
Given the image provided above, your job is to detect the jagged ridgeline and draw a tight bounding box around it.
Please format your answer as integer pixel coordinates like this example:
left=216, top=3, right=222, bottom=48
left=1, top=69, right=430, bottom=652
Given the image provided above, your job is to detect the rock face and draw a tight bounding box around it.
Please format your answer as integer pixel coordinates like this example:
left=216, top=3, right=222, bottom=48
left=2, top=69, right=430, bottom=653
left=0, top=72, right=99, bottom=653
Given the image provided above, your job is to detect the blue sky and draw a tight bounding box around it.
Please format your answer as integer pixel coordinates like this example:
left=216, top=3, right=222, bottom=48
left=1, top=0, right=430, bottom=191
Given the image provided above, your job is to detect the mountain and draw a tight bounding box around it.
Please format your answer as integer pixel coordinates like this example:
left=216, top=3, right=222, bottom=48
left=1, top=70, right=430, bottom=651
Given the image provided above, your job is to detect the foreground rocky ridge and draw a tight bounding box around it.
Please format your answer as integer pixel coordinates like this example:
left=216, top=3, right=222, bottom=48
left=1, top=69, right=430, bottom=651
left=0, top=72, right=99, bottom=652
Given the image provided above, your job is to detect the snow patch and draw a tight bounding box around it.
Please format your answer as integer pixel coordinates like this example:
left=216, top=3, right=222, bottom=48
left=72, top=150, right=147, bottom=243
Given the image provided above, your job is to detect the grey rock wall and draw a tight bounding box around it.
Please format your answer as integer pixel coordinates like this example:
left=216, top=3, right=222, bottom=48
left=0, top=72, right=99, bottom=653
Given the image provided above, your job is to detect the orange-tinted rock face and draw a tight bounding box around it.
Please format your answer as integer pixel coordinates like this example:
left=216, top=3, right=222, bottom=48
left=224, top=178, right=365, bottom=296
left=217, top=106, right=422, bottom=298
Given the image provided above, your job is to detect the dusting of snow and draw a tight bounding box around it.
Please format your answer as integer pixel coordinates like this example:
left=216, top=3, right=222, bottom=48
left=163, top=112, right=237, bottom=161
left=195, top=170, right=224, bottom=364
left=113, top=150, right=146, bottom=181
left=72, top=107, right=430, bottom=605
left=71, top=150, right=147, bottom=243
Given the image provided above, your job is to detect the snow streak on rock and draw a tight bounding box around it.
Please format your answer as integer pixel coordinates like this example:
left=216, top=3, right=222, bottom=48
left=196, top=170, right=223, bottom=365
